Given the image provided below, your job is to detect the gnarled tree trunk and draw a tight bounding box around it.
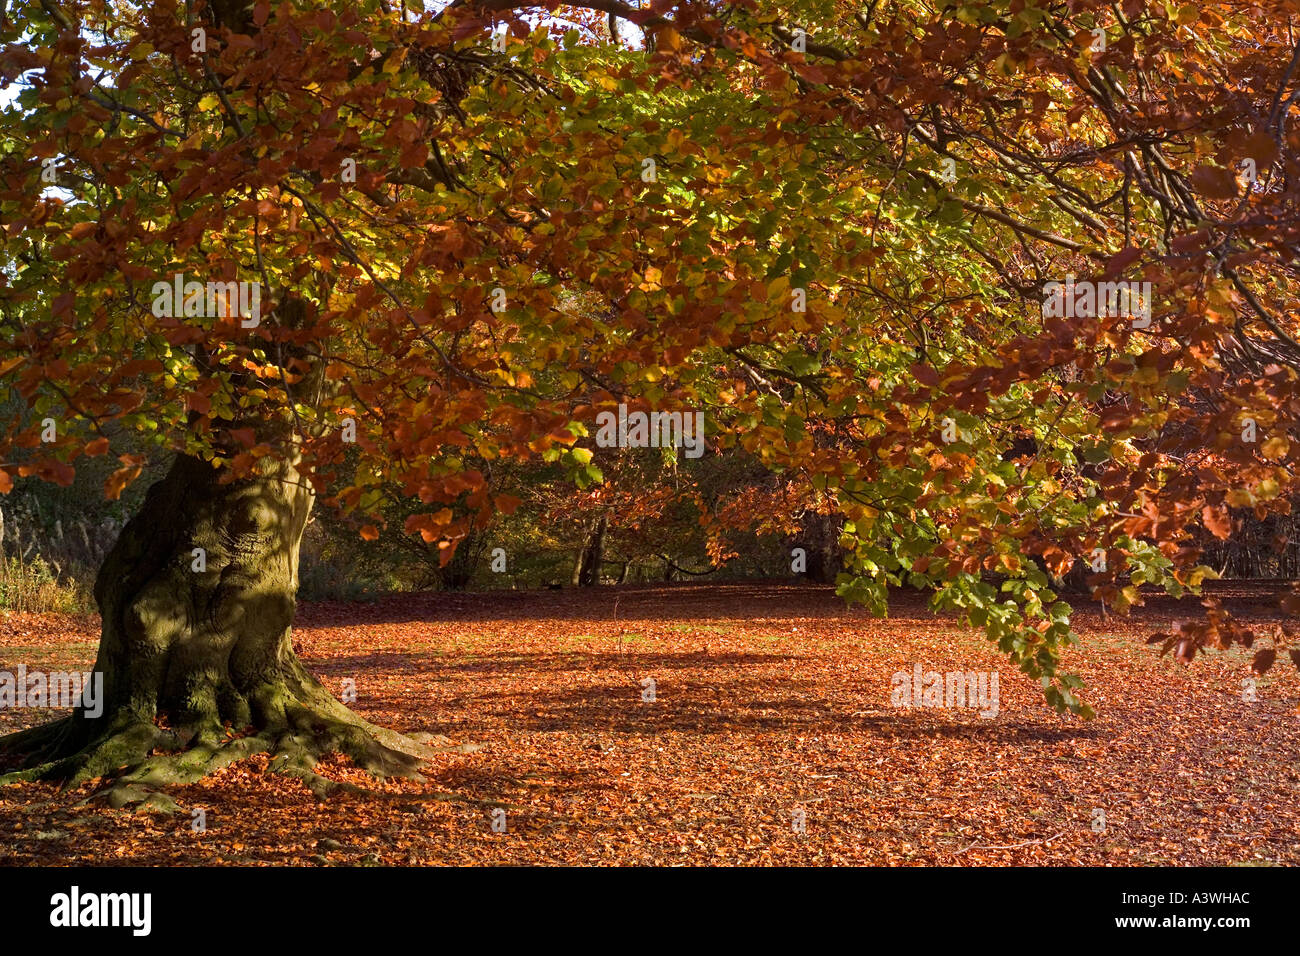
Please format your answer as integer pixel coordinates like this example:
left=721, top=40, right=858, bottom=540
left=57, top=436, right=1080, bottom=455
left=0, top=453, right=437, bottom=805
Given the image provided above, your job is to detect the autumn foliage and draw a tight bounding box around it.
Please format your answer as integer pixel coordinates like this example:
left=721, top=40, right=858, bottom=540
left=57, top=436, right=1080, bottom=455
left=2, top=0, right=1300, bottom=724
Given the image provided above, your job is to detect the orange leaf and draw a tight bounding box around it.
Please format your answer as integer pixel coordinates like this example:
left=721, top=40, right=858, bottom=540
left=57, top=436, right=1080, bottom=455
left=1202, top=503, right=1232, bottom=540
left=105, top=463, right=142, bottom=500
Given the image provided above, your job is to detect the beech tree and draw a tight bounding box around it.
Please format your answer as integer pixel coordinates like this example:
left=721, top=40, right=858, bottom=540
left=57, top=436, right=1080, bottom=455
left=2, top=0, right=1299, bottom=801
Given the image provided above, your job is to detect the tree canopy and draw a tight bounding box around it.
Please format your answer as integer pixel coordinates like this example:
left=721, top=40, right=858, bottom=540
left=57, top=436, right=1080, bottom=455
left=4, top=0, right=1300, bottom=724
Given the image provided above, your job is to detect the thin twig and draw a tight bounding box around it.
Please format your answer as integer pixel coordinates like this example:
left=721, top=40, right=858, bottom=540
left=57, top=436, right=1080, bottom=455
left=953, top=831, right=1065, bottom=855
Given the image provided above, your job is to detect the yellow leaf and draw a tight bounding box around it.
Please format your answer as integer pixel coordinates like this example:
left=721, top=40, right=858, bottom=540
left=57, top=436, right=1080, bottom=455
left=382, top=48, right=408, bottom=73
left=1261, top=436, right=1289, bottom=460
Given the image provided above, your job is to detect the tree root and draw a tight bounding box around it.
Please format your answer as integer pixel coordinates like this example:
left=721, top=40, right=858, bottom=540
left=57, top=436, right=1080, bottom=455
left=0, top=696, right=457, bottom=810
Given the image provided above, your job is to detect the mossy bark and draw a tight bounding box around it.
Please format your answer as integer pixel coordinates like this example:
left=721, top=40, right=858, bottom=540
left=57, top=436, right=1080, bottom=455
left=0, top=453, right=438, bottom=802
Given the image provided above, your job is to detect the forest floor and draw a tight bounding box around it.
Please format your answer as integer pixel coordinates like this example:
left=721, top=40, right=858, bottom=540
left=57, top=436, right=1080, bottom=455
left=0, top=582, right=1297, bottom=866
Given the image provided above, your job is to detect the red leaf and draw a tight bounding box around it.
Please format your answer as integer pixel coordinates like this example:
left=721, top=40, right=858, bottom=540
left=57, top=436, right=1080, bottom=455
left=909, top=363, right=939, bottom=387
left=1104, top=246, right=1142, bottom=278
left=1189, top=164, right=1239, bottom=199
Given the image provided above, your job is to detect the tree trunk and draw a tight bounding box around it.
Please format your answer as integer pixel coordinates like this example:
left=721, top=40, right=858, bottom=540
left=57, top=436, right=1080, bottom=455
left=572, top=515, right=606, bottom=587
left=570, top=545, right=585, bottom=587
left=0, top=453, right=436, bottom=803
left=799, top=512, right=845, bottom=584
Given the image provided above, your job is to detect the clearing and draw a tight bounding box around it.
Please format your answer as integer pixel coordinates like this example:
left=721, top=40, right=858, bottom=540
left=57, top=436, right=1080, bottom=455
left=1, top=582, right=1296, bottom=865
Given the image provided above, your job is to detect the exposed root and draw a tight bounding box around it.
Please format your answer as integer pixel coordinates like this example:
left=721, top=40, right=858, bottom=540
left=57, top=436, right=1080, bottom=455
left=0, top=714, right=163, bottom=787
left=0, top=695, right=452, bottom=810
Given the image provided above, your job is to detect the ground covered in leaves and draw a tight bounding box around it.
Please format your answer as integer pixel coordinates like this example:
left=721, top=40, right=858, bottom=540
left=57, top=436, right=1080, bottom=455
left=1, top=583, right=1297, bottom=865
